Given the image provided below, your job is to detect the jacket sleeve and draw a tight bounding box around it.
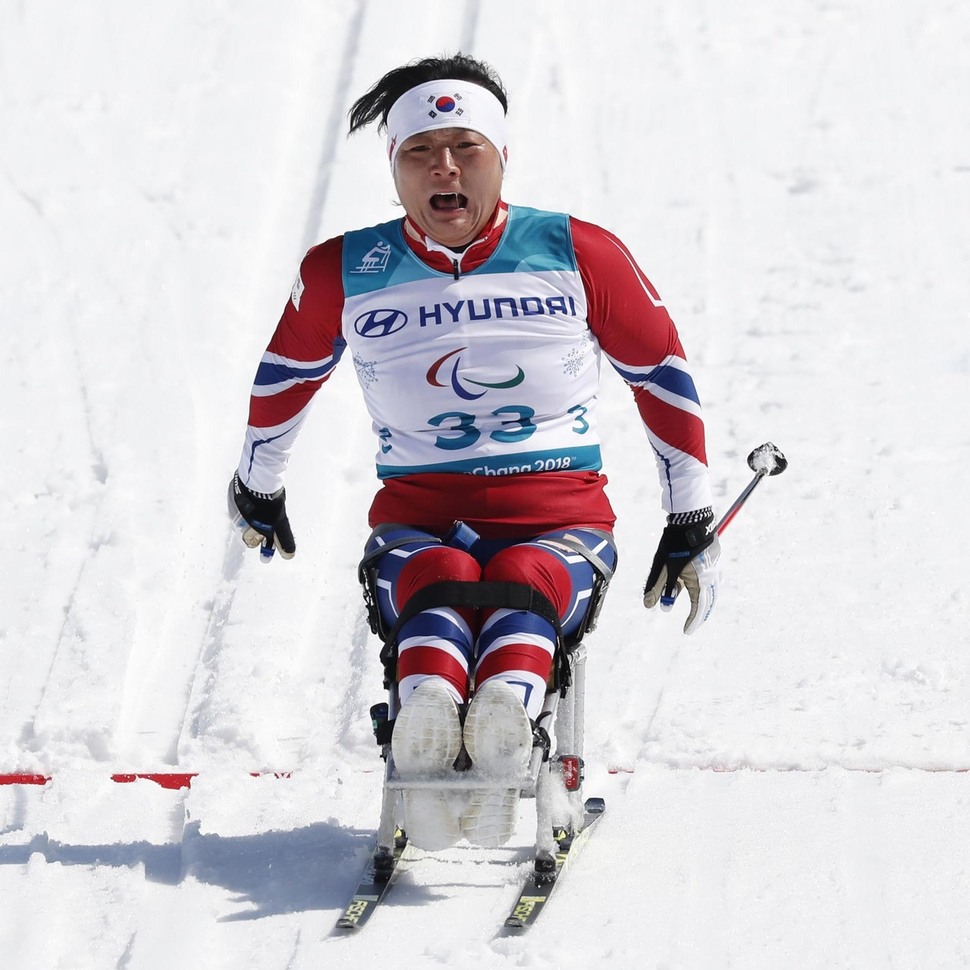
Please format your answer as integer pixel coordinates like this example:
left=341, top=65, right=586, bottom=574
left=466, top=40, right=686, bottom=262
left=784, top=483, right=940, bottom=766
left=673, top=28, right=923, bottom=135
left=236, top=236, right=346, bottom=495
left=570, top=216, right=713, bottom=514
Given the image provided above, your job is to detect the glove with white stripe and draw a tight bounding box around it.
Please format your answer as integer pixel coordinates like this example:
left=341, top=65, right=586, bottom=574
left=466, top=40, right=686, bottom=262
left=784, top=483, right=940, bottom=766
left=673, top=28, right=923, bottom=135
left=643, top=508, right=720, bottom=634
left=228, top=472, right=296, bottom=563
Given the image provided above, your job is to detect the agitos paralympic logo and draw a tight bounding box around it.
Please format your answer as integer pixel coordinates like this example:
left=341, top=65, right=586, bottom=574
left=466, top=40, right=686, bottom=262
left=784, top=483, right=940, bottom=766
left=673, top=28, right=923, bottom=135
left=427, top=347, right=525, bottom=401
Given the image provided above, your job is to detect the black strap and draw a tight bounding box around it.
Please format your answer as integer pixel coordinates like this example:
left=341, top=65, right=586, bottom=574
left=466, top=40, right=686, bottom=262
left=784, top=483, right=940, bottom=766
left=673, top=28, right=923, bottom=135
left=357, top=525, right=445, bottom=638
left=356, top=525, right=442, bottom=585
left=538, top=530, right=616, bottom=584
left=384, top=580, right=563, bottom=648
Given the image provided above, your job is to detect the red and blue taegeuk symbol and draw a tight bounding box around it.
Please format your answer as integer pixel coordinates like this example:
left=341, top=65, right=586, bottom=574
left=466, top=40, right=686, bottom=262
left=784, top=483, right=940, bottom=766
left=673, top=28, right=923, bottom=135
left=435, top=95, right=457, bottom=112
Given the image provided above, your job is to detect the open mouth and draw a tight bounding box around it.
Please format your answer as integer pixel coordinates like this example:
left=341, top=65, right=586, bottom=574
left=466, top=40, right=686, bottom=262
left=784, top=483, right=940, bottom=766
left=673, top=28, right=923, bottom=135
left=430, top=192, right=468, bottom=211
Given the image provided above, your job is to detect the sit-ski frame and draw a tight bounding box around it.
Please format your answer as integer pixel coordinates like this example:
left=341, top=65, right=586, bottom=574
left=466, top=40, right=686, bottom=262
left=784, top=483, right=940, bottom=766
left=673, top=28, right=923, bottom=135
left=373, top=642, right=591, bottom=869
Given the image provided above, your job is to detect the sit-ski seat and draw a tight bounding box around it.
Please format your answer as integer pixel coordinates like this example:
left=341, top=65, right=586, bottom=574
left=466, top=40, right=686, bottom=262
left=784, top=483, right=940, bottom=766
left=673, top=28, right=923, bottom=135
left=360, top=570, right=607, bottom=878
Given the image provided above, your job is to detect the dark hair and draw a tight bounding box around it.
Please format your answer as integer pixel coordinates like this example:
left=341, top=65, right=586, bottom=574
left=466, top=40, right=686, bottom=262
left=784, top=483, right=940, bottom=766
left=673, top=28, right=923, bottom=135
left=348, top=53, right=508, bottom=135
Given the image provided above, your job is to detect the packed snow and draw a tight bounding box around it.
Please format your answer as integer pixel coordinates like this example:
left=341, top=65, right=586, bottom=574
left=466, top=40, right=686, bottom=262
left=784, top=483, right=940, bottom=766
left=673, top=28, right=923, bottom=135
left=2, top=2, right=970, bottom=967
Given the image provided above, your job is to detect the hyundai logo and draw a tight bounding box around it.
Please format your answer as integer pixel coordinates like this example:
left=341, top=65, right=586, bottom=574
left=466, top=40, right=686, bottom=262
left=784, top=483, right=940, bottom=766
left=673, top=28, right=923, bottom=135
left=354, top=308, right=408, bottom=338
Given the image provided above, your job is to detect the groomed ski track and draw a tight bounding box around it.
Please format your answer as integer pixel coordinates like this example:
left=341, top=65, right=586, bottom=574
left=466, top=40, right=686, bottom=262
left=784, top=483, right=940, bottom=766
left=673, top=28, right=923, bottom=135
left=3, top=2, right=970, bottom=968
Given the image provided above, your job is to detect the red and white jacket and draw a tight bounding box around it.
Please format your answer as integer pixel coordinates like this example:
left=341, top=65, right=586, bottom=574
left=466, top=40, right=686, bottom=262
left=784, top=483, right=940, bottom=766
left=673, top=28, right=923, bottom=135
left=238, top=202, right=712, bottom=538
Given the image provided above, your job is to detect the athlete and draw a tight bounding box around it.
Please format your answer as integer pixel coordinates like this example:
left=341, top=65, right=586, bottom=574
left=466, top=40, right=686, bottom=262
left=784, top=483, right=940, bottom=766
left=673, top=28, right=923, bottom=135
left=228, top=54, right=721, bottom=849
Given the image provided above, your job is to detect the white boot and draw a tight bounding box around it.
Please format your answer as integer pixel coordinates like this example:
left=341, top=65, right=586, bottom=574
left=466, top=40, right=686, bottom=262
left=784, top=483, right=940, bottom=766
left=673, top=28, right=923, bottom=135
left=461, top=679, right=533, bottom=847
left=391, top=679, right=464, bottom=851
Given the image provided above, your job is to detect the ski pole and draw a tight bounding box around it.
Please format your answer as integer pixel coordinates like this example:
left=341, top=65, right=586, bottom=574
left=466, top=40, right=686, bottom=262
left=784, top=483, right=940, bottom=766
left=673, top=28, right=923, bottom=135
left=716, top=442, right=788, bottom=536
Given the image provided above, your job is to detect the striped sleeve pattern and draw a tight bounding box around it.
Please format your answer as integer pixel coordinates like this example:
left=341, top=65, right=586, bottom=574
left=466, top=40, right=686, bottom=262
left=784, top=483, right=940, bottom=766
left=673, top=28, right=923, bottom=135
left=237, top=236, right=347, bottom=495
left=570, top=217, right=713, bottom=514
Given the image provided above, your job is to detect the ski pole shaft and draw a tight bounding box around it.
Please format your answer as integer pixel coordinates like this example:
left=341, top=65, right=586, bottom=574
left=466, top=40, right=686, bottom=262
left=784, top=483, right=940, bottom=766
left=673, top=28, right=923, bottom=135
left=716, top=470, right=769, bottom=535
left=715, top=442, right=787, bottom=536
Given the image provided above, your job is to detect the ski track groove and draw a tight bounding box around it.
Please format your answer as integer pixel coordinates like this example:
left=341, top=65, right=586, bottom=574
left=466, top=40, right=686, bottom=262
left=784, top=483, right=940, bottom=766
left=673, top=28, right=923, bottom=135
left=297, top=0, right=366, bottom=255
left=175, top=536, right=245, bottom=760
left=114, top=931, right=136, bottom=970
left=458, top=0, right=481, bottom=51
left=281, top=928, right=302, bottom=970
left=21, top=323, right=109, bottom=751
left=171, top=6, right=366, bottom=770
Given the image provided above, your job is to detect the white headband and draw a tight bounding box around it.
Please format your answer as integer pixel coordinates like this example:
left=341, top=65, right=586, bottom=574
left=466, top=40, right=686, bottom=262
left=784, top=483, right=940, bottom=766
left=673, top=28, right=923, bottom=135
left=386, top=79, right=508, bottom=170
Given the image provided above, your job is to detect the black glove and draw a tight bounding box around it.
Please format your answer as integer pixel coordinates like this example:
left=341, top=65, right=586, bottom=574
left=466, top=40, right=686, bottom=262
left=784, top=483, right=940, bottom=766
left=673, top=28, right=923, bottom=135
left=643, top=508, right=720, bottom=634
left=228, top=472, right=296, bottom=563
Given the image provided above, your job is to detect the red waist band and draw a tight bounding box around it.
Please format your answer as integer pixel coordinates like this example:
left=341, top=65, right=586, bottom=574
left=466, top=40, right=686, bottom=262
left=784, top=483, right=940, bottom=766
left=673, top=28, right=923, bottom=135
left=367, top=471, right=616, bottom=539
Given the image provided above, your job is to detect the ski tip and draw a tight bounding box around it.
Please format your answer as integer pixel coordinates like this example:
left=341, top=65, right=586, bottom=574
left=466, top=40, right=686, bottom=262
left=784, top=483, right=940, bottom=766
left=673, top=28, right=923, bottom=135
left=584, top=796, right=606, bottom=815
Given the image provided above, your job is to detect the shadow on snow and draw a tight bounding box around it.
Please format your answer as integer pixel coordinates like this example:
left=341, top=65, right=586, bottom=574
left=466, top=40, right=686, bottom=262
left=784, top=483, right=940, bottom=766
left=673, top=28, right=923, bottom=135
left=0, top=819, right=418, bottom=920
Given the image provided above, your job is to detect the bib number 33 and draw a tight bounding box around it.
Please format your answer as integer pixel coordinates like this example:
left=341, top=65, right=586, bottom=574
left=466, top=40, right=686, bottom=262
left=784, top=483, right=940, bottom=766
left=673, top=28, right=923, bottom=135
left=428, top=405, right=536, bottom=450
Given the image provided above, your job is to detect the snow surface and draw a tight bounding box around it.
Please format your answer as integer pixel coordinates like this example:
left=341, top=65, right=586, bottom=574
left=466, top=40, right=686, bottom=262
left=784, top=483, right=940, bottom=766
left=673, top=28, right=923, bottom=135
left=3, top=1, right=970, bottom=967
